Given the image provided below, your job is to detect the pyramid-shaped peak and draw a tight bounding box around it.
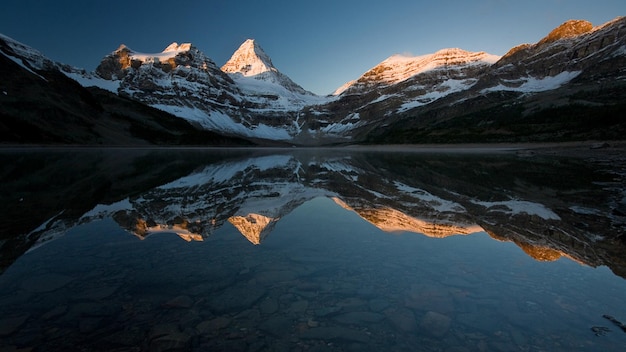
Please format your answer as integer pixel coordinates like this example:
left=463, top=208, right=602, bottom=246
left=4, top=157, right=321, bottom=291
left=227, top=213, right=278, bottom=245
left=115, top=44, right=132, bottom=53
left=238, top=39, right=269, bottom=57
left=221, top=38, right=276, bottom=76
left=240, top=38, right=260, bottom=50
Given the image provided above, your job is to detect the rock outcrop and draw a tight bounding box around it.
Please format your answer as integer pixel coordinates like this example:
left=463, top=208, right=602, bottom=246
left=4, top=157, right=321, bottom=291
left=492, top=17, right=626, bottom=79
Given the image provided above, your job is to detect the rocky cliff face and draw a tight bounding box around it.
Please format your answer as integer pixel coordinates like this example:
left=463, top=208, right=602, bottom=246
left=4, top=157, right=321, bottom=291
left=486, top=17, right=626, bottom=83
left=94, top=42, right=251, bottom=132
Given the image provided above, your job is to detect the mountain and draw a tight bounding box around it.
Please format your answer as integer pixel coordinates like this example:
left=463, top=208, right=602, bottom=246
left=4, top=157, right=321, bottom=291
left=220, top=39, right=329, bottom=138
left=86, top=39, right=330, bottom=141
left=63, top=41, right=519, bottom=144
left=1, top=16, right=625, bottom=145
left=303, top=48, right=500, bottom=141
left=221, top=39, right=315, bottom=98
left=366, top=17, right=626, bottom=143
left=335, top=48, right=500, bottom=95
left=482, top=18, right=626, bottom=90
left=0, top=34, right=252, bottom=146
left=92, top=42, right=258, bottom=136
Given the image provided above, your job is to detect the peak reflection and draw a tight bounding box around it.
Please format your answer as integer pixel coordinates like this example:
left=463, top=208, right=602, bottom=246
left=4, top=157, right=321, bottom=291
left=3, top=149, right=624, bottom=279
left=228, top=214, right=279, bottom=245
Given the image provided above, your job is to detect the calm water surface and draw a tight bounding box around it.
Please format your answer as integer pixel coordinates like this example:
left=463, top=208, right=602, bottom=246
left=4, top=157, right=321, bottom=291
left=0, top=148, right=624, bottom=351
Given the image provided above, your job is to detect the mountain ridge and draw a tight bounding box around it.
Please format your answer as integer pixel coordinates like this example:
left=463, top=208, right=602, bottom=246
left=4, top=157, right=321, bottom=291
left=1, top=16, right=625, bottom=145
left=334, top=48, right=500, bottom=95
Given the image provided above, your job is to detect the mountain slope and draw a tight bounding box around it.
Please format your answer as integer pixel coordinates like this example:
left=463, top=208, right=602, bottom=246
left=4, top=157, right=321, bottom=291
left=88, top=39, right=330, bottom=141
left=0, top=34, right=252, bottom=145
left=298, top=48, right=500, bottom=142
left=364, top=16, right=626, bottom=143
left=335, top=48, right=500, bottom=94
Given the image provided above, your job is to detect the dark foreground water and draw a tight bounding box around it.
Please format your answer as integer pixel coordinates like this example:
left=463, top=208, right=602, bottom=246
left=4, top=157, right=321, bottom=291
left=0, top=147, right=625, bottom=351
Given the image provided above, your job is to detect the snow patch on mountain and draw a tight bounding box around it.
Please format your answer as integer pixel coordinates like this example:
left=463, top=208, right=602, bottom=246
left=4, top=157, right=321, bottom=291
left=613, top=45, right=626, bottom=58
left=482, top=71, right=581, bottom=93
left=0, top=33, right=52, bottom=80
left=398, top=78, right=478, bottom=112
left=315, top=112, right=363, bottom=137
left=150, top=104, right=293, bottom=140
left=4, top=53, right=47, bottom=81
left=62, top=70, right=121, bottom=93
left=0, top=33, right=48, bottom=70
left=229, top=72, right=330, bottom=110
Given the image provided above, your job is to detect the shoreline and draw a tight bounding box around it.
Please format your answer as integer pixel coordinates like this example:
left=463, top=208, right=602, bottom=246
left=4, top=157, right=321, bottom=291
left=0, top=140, right=624, bottom=158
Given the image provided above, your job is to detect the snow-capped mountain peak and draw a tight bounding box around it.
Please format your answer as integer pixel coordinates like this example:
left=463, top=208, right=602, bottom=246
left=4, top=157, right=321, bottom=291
left=335, top=48, right=500, bottom=95
left=163, top=42, right=193, bottom=53
left=371, top=48, right=499, bottom=85
left=109, top=42, right=199, bottom=67
left=221, top=39, right=276, bottom=77
left=220, top=38, right=324, bottom=111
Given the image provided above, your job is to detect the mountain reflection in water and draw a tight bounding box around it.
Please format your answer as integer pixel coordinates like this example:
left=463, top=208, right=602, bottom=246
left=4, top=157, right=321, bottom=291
left=0, top=147, right=625, bottom=351
left=4, top=148, right=622, bottom=276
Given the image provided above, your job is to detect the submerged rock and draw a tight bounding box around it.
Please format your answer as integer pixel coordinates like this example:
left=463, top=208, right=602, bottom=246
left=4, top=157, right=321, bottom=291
left=259, top=297, right=279, bottom=315
left=0, top=314, right=29, bottom=336
left=300, top=326, right=370, bottom=343
left=205, top=284, right=266, bottom=313
left=259, top=316, right=292, bottom=337
left=20, top=273, right=74, bottom=293
left=333, top=311, right=384, bottom=325
left=165, top=295, right=194, bottom=309
left=196, top=316, right=231, bottom=334
left=419, top=311, right=451, bottom=337
left=384, top=308, right=417, bottom=333
left=368, top=298, right=391, bottom=312
left=149, top=332, right=191, bottom=352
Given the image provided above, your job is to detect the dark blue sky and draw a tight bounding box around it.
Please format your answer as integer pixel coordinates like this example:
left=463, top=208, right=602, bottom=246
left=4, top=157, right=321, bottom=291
left=1, top=0, right=624, bottom=94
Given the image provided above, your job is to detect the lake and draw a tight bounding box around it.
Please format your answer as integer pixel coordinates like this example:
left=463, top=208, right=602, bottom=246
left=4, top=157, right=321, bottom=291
left=0, top=147, right=625, bottom=351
